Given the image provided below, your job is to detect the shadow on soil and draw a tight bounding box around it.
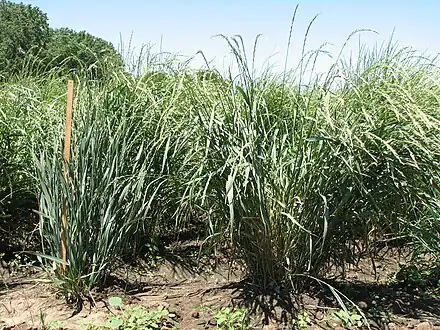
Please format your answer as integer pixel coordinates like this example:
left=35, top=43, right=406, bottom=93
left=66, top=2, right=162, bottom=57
left=208, top=276, right=440, bottom=328
left=0, top=196, right=39, bottom=260
left=98, top=232, right=440, bottom=329
left=321, top=279, right=440, bottom=325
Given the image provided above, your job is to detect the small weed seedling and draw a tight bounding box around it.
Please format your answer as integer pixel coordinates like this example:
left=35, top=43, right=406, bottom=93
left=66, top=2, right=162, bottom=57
left=83, top=296, right=177, bottom=329
left=331, top=309, right=363, bottom=329
left=7, top=253, right=37, bottom=276
left=40, top=311, right=65, bottom=330
left=293, top=311, right=311, bottom=329
left=214, top=306, right=250, bottom=330
left=107, top=306, right=173, bottom=329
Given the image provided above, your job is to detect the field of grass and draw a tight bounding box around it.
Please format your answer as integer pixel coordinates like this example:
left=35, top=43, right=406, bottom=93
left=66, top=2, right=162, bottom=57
left=1, top=28, right=440, bottom=329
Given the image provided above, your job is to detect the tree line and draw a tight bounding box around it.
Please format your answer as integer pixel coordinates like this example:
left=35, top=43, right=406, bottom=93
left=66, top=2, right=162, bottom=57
left=0, top=0, right=123, bottom=80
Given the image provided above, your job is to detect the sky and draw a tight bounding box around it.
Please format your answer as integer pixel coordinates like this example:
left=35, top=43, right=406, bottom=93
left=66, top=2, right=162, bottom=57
left=16, top=1, right=440, bottom=75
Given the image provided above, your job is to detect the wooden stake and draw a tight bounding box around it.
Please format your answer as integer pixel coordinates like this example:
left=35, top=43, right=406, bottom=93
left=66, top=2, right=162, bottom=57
left=61, top=80, right=74, bottom=270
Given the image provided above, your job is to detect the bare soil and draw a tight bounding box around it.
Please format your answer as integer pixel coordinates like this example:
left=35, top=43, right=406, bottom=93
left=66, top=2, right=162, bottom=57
left=1, top=247, right=440, bottom=330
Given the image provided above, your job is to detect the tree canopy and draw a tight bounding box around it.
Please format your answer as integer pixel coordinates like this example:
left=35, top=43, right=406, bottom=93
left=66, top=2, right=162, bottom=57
left=0, top=0, right=50, bottom=77
left=0, top=1, right=123, bottom=80
left=45, top=28, right=124, bottom=78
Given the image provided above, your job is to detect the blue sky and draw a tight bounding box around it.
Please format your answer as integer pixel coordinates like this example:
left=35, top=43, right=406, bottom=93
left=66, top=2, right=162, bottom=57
left=18, top=1, right=440, bottom=74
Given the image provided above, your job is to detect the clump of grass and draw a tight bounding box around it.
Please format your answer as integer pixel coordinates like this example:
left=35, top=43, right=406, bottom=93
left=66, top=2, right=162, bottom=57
left=33, top=67, right=196, bottom=303
left=0, top=72, right=66, bottom=217
left=36, top=117, right=152, bottom=301
left=183, top=31, right=440, bottom=291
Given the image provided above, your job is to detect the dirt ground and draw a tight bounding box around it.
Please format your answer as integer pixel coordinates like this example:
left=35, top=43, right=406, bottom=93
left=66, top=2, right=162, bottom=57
left=1, top=248, right=440, bottom=330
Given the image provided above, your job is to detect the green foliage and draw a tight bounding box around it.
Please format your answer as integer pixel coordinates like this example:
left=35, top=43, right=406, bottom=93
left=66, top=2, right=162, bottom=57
left=35, top=116, right=164, bottom=300
left=33, top=69, right=192, bottom=302
left=0, top=110, right=16, bottom=214
left=0, top=4, right=58, bottom=213
left=195, top=69, right=226, bottom=84
left=0, top=1, right=122, bottom=80
left=98, top=297, right=176, bottom=330
left=396, top=259, right=440, bottom=294
left=330, top=309, right=363, bottom=329
left=0, top=0, right=50, bottom=79
left=40, top=311, right=65, bottom=330
left=45, top=28, right=124, bottom=79
left=395, top=197, right=440, bottom=294
left=5, top=253, right=36, bottom=276
left=0, top=74, right=65, bottom=215
left=108, top=296, right=123, bottom=307
left=293, top=311, right=311, bottom=329
left=214, top=307, right=250, bottom=330
left=183, top=34, right=440, bottom=290
left=2, top=9, right=440, bottom=311
left=107, top=305, right=173, bottom=330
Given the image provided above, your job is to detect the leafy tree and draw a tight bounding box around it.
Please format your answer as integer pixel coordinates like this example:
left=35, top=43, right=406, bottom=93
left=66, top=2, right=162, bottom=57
left=45, top=28, right=124, bottom=78
left=0, top=0, right=50, bottom=78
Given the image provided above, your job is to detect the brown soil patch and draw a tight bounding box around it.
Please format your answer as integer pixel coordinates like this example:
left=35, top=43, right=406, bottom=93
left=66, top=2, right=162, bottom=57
left=1, top=249, right=440, bottom=329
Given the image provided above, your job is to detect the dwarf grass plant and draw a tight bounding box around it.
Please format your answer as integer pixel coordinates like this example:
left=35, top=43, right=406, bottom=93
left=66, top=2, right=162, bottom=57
left=33, top=67, right=196, bottom=302
left=35, top=117, right=161, bottom=301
